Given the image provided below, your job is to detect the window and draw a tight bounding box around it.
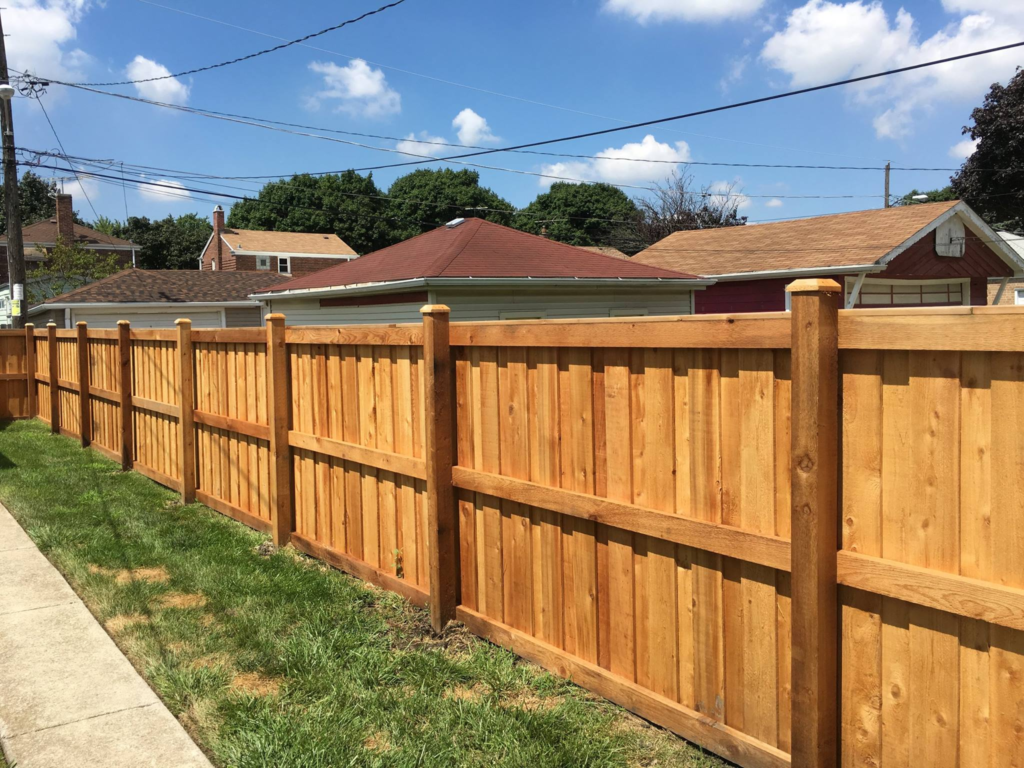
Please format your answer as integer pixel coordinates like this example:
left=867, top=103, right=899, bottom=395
left=211, top=261, right=217, bottom=270
left=609, top=308, right=649, bottom=317
left=1015, top=289, right=1024, bottom=306
left=278, top=257, right=290, bottom=274
left=256, top=255, right=270, bottom=270
left=844, top=277, right=969, bottom=308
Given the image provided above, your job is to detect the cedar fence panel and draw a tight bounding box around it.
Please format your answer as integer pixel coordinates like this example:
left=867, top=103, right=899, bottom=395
left=4, top=303, right=1024, bottom=768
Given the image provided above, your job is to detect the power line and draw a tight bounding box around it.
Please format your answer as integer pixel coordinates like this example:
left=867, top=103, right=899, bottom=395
left=33, top=94, right=99, bottom=220
left=63, top=0, right=411, bottom=87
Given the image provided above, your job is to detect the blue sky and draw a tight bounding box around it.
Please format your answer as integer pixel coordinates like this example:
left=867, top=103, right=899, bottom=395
left=7, top=0, right=1024, bottom=228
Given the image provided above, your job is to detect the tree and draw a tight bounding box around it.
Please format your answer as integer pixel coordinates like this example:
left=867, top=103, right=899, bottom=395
left=227, top=172, right=393, bottom=254
left=385, top=169, right=515, bottom=242
left=512, top=183, right=639, bottom=249
left=110, top=214, right=212, bottom=270
left=623, top=172, right=747, bottom=252
left=951, top=67, right=1024, bottom=233
left=0, top=172, right=59, bottom=233
left=893, top=186, right=957, bottom=206
left=26, top=238, right=121, bottom=303
left=91, top=215, right=121, bottom=236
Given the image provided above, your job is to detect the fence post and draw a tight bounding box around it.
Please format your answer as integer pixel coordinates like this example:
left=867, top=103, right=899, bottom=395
left=47, top=322, right=58, bottom=433
left=24, top=323, right=35, bottom=418
left=265, top=314, right=292, bottom=547
left=118, top=320, right=133, bottom=471
left=176, top=319, right=196, bottom=504
left=788, top=278, right=841, bottom=768
left=421, top=304, right=457, bottom=633
left=76, top=321, right=91, bottom=447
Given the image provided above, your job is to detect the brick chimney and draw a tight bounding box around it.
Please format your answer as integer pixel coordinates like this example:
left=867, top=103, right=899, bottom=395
left=212, top=205, right=224, bottom=269
left=55, top=194, right=74, bottom=244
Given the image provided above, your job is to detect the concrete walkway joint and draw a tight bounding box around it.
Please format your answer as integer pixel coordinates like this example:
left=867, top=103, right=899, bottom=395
left=0, top=504, right=212, bottom=768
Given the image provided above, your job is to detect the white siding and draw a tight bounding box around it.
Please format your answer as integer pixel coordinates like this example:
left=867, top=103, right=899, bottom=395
left=69, top=307, right=225, bottom=329
left=224, top=306, right=263, bottom=327
left=266, top=288, right=694, bottom=326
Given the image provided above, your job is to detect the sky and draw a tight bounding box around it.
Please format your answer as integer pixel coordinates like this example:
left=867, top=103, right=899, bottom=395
left=5, top=0, right=1024, bottom=229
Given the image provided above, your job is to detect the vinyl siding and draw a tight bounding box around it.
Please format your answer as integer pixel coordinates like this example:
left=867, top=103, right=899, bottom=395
left=224, top=306, right=263, bottom=327
left=265, top=287, right=694, bottom=325
left=69, top=307, right=225, bottom=329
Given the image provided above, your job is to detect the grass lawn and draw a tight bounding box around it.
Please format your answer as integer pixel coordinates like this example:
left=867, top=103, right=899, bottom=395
left=0, top=420, right=728, bottom=768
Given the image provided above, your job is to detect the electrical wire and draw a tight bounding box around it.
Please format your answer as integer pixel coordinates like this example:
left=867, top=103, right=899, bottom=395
left=33, top=95, right=99, bottom=219
left=62, top=0, right=410, bottom=87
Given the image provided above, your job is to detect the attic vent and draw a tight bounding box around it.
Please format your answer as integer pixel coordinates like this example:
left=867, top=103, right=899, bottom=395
left=446, top=217, right=465, bottom=229
left=936, top=217, right=966, bottom=258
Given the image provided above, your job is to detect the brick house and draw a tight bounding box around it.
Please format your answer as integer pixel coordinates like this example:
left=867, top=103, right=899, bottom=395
left=632, top=201, right=1024, bottom=312
left=0, top=193, right=136, bottom=326
left=199, top=205, right=357, bottom=277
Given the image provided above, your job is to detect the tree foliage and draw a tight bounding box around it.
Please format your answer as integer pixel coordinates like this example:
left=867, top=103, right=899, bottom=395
left=106, top=214, right=212, bottom=270
left=512, top=182, right=639, bottom=250
left=0, top=172, right=60, bottom=233
left=384, top=169, right=515, bottom=242
left=951, top=67, right=1024, bottom=233
left=26, top=238, right=122, bottom=303
left=227, top=172, right=393, bottom=255
left=622, top=173, right=747, bottom=253
left=893, top=186, right=957, bottom=206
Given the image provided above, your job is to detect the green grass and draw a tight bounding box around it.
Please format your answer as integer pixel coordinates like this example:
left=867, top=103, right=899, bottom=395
left=0, top=420, right=729, bottom=768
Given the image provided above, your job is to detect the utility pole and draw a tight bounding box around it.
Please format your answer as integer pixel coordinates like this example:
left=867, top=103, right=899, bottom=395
left=883, top=161, right=891, bottom=209
left=0, top=9, right=25, bottom=328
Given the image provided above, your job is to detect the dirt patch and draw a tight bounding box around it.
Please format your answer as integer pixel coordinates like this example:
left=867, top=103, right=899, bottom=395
left=505, top=688, right=561, bottom=712
left=155, top=592, right=207, bottom=610
left=396, top=617, right=476, bottom=656
left=363, top=732, right=391, bottom=752
left=199, top=613, right=217, bottom=627
left=254, top=541, right=276, bottom=558
left=89, top=564, right=171, bottom=585
left=230, top=672, right=281, bottom=697
left=446, top=684, right=485, bottom=703
left=105, top=613, right=150, bottom=634
left=192, top=652, right=232, bottom=671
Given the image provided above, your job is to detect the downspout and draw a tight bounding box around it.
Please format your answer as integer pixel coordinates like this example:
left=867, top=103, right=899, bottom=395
left=845, top=272, right=867, bottom=309
left=993, top=276, right=1010, bottom=305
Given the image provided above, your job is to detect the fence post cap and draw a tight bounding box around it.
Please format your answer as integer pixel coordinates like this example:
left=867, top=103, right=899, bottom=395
left=175, top=318, right=192, bottom=326
left=265, top=313, right=285, bottom=322
left=46, top=322, right=56, bottom=328
left=117, top=319, right=130, bottom=327
left=24, top=322, right=33, bottom=329
left=420, top=304, right=451, bottom=315
left=786, top=278, right=841, bottom=294
left=76, top=321, right=87, bottom=328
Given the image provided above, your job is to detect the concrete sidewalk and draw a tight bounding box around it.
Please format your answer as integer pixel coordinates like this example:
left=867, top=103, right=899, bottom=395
left=0, top=505, right=211, bottom=768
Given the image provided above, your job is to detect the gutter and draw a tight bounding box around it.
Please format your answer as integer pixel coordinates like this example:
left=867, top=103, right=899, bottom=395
left=706, top=264, right=885, bottom=281
left=252, top=276, right=715, bottom=301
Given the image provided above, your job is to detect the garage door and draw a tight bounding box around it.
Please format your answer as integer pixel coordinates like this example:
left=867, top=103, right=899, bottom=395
left=70, top=309, right=225, bottom=329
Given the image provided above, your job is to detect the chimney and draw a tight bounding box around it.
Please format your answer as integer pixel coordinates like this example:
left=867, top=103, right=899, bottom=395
left=55, top=194, right=74, bottom=244
left=212, top=205, right=224, bottom=269
left=540, top=225, right=549, bottom=238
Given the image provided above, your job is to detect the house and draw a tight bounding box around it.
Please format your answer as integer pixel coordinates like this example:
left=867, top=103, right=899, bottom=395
left=28, top=269, right=285, bottom=329
left=199, top=205, right=357, bottom=277
left=631, top=201, right=1024, bottom=312
left=253, top=217, right=710, bottom=324
left=0, top=193, right=137, bottom=326
left=987, top=232, right=1024, bottom=305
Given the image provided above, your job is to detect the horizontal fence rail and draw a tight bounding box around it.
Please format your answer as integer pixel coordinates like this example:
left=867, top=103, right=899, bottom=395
left=9, top=293, right=1024, bottom=768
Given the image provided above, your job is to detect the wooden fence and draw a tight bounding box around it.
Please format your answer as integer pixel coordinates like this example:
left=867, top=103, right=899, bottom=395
left=2, top=285, right=1024, bottom=768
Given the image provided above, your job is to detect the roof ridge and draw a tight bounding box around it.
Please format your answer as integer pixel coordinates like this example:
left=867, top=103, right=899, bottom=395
left=427, top=218, right=487, bottom=276
left=41, top=267, right=139, bottom=304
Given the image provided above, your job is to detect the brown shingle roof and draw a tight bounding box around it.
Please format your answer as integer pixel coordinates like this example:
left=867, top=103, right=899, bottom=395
left=257, top=218, right=698, bottom=294
left=632, top=201, right=962, bottom=276
left=0, top=220, right=134, bottom=248
left=222, top=228, right=356, bottom=256
left=39, top=269, right=284, bottom=305
left=581, top=246, right=629, bottom=259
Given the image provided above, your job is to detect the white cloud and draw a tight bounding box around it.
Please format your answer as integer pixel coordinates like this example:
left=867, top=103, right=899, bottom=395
left=949, top=137, right=980, bottom=159
left=308, top=59, right=400, bottom=118
left=603, top=0, right=765, bottom=23
left=538, top=135, right=691, bottom=187
left=396, top=132, right=448, bottom=158
left=708, top=179, right=751, bottom=210
left=138, top=178, right=191, bottom=202
left=720, top=55, right=751, bottom=91
left=125, top=55, right=189, bottom=105
left=5, top=0, right=90, bottom=82
left=761, top=0, right=1024, bottom=139
left=765, top=197, right=784, bottom=207
left=58, top=175, right=99, bottom=205
left=452, top=108, right=498, bottom=145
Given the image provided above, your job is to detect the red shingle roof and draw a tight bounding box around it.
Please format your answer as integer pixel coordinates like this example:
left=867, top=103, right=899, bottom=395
left=256, top=219, right=698, bottom=294
left=0, top=220, right=134, bottom=248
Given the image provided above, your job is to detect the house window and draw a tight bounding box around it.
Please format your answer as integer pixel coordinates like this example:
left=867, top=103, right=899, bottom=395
left=1015, top=289, right=1024, bottom=306
left=278, top=257, right=290, bottom=274
left=211, top=261, right=217, bottom=270
left=256, top=255, right=270, bottom=270
left=845, top=277, right=969, bottom=308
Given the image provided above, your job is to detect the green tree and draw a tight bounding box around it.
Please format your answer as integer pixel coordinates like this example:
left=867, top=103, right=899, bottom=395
left=91, top=215, right=121, bottom=236
left=26, top=238, right=122, bottom=303
left=385, top=169, right=515, bottom=242
left=893, top=186, right=958, bottom=206
left=110, top=214, right=212, bottom=270
left=0, top=172, right=59, bottom=233
left=952, top=67, right=1024, bottom=233
left=227, top=172, right=392, bottom=254
left=513, top=182, right=639, bottom=249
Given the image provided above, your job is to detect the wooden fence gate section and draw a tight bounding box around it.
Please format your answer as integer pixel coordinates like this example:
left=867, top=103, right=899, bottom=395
left=3, top=289, right=1024, bottom=768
